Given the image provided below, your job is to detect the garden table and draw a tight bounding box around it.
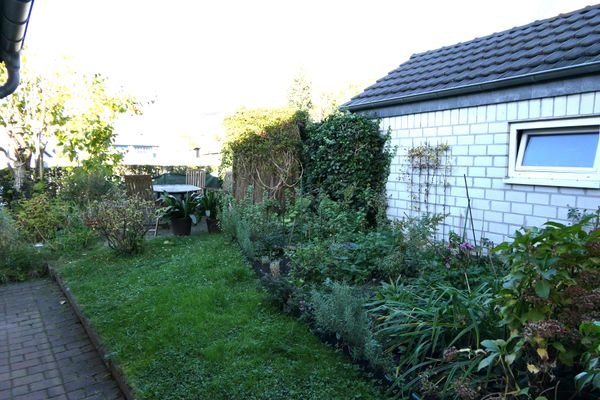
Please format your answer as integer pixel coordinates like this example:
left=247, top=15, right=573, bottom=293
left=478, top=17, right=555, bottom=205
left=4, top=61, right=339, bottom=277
left=153, top=184, right=201, bottom=195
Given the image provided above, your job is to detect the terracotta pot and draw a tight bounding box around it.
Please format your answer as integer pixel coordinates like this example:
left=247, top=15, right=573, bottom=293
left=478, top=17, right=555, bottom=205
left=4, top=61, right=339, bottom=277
left=171, top=216, right=192, bottom=236
left=206, top=217, right=220, bottom=234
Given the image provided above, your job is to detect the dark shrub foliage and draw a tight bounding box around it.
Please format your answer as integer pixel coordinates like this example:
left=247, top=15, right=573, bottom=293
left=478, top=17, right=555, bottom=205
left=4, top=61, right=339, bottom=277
left=303, top=113, right=392, bottom=225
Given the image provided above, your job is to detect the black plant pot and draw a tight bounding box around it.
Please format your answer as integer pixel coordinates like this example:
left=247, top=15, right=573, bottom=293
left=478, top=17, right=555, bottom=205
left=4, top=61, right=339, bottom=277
left=206, top=217, right=220, bottom=234
left=171, top=217, right=192, bottom=236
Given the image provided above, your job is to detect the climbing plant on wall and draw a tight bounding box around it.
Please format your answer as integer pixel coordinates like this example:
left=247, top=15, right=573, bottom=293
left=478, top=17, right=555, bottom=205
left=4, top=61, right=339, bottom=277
left=403, top=142, right=451, bottom=215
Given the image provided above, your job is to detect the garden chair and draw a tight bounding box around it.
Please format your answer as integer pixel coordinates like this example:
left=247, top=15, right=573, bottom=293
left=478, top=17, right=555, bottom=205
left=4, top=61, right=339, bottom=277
left=124, top=174, right=160, bottom=237
left=186, top=169, right=206, bottom=193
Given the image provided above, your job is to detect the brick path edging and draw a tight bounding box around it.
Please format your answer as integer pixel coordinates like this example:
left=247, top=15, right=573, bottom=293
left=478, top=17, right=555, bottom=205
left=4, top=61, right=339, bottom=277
left=47, top=266, right=135, bottom=400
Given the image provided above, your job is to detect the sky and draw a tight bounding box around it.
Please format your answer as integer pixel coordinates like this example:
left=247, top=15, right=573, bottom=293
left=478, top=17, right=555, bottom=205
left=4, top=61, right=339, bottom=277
left=22, top=0, right=595, bottom=146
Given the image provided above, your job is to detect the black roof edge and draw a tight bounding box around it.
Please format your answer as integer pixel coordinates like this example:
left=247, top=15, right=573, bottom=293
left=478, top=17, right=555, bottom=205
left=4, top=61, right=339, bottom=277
left=342, top=61, right=600, bottom=112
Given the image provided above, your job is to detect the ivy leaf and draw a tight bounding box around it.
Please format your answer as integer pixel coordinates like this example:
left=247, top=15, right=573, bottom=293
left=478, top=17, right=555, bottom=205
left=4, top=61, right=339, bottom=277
left=535, top=280, right=550, bottom=299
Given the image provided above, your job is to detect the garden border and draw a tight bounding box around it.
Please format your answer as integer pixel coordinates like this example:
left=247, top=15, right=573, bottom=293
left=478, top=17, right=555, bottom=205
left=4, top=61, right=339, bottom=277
left=47, top=264, right=135, bottom=400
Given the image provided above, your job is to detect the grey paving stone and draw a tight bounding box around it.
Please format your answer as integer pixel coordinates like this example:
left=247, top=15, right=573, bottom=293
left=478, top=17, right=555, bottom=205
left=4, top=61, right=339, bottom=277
left=0, top=279, right=125, bottom=400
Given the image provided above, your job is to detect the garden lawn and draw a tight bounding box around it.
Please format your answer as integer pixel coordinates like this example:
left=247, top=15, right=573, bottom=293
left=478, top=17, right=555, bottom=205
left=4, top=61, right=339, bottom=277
left=57, top=234, right=387, bottom=400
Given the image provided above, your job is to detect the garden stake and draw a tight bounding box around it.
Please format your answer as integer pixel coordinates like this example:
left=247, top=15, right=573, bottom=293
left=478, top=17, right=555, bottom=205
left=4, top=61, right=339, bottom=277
left=463, top=174, right=477, bottom=248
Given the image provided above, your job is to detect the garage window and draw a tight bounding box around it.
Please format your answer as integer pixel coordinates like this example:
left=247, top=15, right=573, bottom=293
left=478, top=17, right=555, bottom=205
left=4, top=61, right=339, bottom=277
left=507, top=117, right=600, bottom=188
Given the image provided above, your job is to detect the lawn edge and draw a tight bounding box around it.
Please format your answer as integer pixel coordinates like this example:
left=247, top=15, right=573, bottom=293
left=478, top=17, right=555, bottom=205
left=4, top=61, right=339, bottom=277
left=47, top=263, right=136, bottom=400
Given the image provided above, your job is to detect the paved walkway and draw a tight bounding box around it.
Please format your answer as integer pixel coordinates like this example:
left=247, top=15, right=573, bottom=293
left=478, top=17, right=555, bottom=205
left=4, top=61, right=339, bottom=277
left=0, top=279, right=124, bottom=400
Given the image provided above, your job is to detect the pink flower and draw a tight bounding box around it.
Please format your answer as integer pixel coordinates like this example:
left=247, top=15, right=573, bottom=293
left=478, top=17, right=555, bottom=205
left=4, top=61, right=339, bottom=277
left=459, top=242, right=475, bottom=252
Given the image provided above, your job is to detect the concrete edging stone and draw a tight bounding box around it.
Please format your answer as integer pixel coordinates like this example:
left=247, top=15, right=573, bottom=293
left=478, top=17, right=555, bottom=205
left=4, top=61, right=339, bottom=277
left=47, top=264, right=136, bottom=400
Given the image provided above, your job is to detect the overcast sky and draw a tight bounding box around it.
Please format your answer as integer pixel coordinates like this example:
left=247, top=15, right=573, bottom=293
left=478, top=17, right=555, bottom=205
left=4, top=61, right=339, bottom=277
left=23, top=0, right=594, bottom=141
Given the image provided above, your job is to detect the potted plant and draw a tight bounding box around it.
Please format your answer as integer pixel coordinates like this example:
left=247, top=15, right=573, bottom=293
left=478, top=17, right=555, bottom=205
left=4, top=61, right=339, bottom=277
left=201, top=190, right=221, bottom=234
left=158, top=192, right=202, bottom=236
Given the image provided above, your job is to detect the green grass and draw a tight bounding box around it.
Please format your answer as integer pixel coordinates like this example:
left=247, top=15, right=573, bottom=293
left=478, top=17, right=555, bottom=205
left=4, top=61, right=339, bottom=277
left=57, top=235, right=387, bottom=400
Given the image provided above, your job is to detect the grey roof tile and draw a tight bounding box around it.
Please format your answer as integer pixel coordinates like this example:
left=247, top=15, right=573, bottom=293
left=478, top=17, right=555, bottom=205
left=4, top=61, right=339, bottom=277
left=346, top=4, right=600, bottom=110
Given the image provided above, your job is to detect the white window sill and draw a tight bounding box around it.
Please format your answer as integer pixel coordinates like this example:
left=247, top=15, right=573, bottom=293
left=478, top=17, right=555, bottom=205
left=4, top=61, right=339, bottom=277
left=504, top=177, right=600, bottom=189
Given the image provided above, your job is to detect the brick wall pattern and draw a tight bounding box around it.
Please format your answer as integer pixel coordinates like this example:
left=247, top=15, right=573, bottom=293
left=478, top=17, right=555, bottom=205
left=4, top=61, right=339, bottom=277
left=382, top=92, right=600, bottom=245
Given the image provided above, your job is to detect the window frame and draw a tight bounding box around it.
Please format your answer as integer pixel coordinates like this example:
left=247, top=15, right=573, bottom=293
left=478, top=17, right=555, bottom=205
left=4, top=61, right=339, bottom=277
left=506, top=117, right=600, bottom=188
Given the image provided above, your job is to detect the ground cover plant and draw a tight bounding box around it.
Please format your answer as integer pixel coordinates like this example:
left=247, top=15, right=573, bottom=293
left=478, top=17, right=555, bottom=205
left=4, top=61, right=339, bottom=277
left=56, top=234, right=389, bottom=400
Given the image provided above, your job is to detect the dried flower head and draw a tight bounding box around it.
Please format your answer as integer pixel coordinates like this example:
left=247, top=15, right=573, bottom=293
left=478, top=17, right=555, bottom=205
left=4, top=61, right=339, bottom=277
left=522, top=320, right=567, bottom=339
left=443, top=346, right=459, bottom=362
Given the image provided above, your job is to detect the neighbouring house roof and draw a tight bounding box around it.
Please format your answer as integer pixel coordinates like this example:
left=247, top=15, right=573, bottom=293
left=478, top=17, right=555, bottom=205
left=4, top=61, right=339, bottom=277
left=344, top=4, right=600, bottom=111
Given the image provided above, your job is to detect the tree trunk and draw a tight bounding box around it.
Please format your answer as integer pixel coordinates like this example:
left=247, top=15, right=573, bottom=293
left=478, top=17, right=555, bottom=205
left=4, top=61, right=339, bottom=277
left=13, top=148, right=32, bottom=192
left=35, top=143, right=45, bottom=181
left=13, top=161, right=25, bottom=191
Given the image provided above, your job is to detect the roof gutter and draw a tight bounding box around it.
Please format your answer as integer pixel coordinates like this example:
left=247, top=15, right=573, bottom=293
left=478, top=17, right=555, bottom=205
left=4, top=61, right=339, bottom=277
left=0, top=51, right=19, bottom=98
left=343, top=60, right=600, bottom=112
left=0, top=0, right=34, bottom=98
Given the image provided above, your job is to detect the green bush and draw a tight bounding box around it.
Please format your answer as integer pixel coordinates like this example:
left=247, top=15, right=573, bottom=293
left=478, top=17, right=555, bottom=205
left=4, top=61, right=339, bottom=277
left=221, top=108, right=305, bottom=203
left=13, top=194, right=70, bottom=243
left=0, top=168, right=16, bottom=205
left=290, top=230, right=396, bottom=284
left=311, top=282, right=390, bottom=371
left=576, top=321, right=600, bottom=393
left=303, top=113, right=393, bottom=225
left=307, top=194, right=367, bottom=241
left=90, top=193, right=152, bottom=255
left=491, top=219, right=600, bottom=397
left=219, top=194, right=239, bottom=241
left=0, top=206, right=47, bottom=282
left=49, top=210, right=98, bottom=254
left=60, top=166, right=118, bottom=206
left=289, top=213, right=482, bottom=285
left=379, top=214, right=445, bottom=278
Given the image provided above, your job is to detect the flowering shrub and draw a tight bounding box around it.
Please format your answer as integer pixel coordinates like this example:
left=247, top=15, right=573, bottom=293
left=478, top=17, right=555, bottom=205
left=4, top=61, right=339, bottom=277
left=90, top=194, right=153, bottom=254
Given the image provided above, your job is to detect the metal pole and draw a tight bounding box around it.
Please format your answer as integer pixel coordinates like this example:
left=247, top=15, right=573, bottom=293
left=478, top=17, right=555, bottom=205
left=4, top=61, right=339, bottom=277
left=464, top=174, right=477, bottom=248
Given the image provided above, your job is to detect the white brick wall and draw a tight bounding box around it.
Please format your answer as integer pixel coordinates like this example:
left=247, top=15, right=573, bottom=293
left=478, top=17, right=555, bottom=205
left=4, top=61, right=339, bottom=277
left=383, top=92, right=600, bottom=245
